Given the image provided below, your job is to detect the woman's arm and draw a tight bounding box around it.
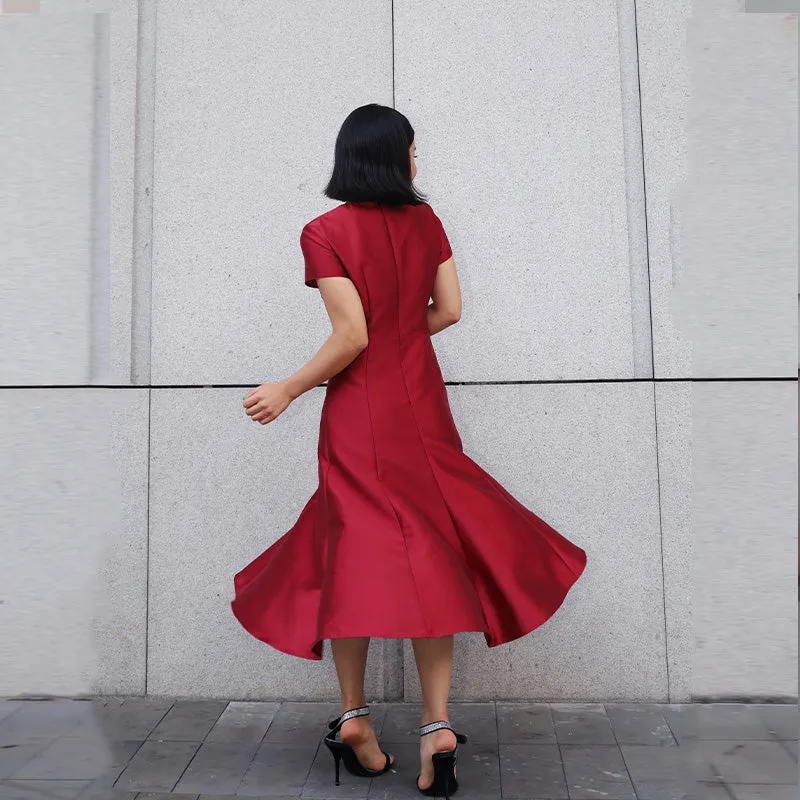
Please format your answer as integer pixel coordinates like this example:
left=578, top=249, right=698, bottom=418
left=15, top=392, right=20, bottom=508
left=243, top=276, right=367, bottom=425
left=427, top=256, right=462, bottom=335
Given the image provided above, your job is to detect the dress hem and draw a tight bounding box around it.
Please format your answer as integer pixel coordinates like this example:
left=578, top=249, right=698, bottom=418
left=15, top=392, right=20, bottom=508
left=230, top=551, right=587, bottom=662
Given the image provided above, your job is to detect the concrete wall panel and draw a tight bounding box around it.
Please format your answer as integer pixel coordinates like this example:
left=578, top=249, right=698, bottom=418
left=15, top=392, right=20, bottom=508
left=0, top=0, right=794, bottom=705
left=647, top=4, right=796, bottom=378
left=635, top=0, right=693, bottom=379
left=394, top=0, right=637, bottom=382
left=655, top=381, right=693, bottom=702
left=403, top=383, right=668, bottom=701
left=692, top=380, right=797, bottom=699
left=0, top=389, right=149, bottom=696
left=147, top=387, right=386, bottom=699
left=0, top=1, right=139, bottom=386
left=0, top=11, right=94, bottom=385
left=150, top=0, right=392, bottom=385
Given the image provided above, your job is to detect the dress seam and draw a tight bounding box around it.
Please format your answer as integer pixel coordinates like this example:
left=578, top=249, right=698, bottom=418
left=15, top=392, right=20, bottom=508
left=379, top=204, right=489, bottom=633
left=318, top=407, right=335, bottom=646
left=361, top=241, right=430, bottom=633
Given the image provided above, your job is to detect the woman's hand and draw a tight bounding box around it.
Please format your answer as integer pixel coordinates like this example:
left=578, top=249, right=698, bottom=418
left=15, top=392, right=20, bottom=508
left=242, top=381, right=294, bottom=425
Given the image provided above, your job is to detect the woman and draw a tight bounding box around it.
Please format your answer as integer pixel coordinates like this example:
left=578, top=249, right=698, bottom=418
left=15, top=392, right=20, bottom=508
left=232, top=103, right=587, bottom=797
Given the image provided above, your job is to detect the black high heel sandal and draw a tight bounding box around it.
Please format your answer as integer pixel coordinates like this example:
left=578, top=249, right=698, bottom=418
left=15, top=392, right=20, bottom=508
left=323, top=705, right=393, bottom=786
left=417, top=720, right=469, bottom=798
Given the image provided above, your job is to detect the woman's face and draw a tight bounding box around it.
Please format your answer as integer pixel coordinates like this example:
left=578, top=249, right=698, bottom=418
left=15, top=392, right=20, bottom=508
left=409, top=139, right=417, bottom=180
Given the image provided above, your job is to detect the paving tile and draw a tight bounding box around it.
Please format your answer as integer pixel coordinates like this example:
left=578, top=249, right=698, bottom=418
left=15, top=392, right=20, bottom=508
left=238, top=741, right=319, bottom=796
left=620, top=744, right=692, bottom=799
left=74, top=779, right=141, bottom=799
left=377, top=704, right=423, bottom=745
left=726, top=787, right=800, bottom=800
left=0, top=700, right=100, bottom=744
left=89, top=698, right=175, bottom=741
left=363, top=742, right=499, bottom=800
left=199, top=795, right=275, bottom=800
left=0, top=704, right=22, bottom=725
left=620, top=743, right=687, bottom=782
left=693, top=705, right=796, bottom=742
left=147, top=702, right=227, bottom=743
left=134, top=794, right=200, bottom=800
left=665, top=704, right=798, bottom=743
left=0, top=742, right=52, bottom=780
left=751, top=704, right=798, bottom=741
left=634, top=778, right=691, bottom=800
left=693, top=740, right=797, bottom=784
left=198, top=794, right=276, bottom=800
left=446, top=703, right=497, bottom=745
left=694, top=785, right=800, bottom=800
left=445, top=742, right=500, bottom=800
left=200, top=795, right=278, bottom=800
left=496, top=702, right=556, bottom=744
left=0, top=779, right=93, bottom=799
left=498, top=743, right=567, bottom=799
left=114, top=740, right=201, bottom=793
left=359, top=741, right=410, bottom=800
left=205, top=703, right=279, bottom=745
left=551, top=703, right=616, bottom=745
left=560, top=744, right=636, bottom=800
left=11, top=738, right=142, bottom=781
left=172, top=741, right=259, bottom=795
left=301, top=737, right=374, bottom=798
left=778, top=738, right=797, bottom=760
left=261, top=703, right=339, bottom=745
left=692, top=784, right=731, bottom=800
left=663, top=705, right=698, bottom=743
left=1, top=701, right=791, bottom=800
left=0, top=730, right=54, bottom=750
left=605, top=704, right=676, bottom=746
left=359, top=739, right=500, bottom=800
left=0, top=699, right=163, bottom=749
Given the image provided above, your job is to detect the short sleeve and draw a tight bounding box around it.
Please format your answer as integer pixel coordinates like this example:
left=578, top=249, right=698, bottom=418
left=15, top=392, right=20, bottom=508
left=431, top=208, right=453, bottom=264
left=300, top=219, right=349, bottom=288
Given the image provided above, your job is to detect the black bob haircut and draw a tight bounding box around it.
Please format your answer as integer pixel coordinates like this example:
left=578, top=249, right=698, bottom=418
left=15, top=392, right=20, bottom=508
left=323, top=104, right=428, bottom=206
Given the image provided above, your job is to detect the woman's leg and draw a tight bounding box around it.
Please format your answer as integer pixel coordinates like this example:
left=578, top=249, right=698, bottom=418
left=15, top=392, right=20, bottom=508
left=411, top=635, right=458, bottom=790
left=330, top=637, right=394, bottom=769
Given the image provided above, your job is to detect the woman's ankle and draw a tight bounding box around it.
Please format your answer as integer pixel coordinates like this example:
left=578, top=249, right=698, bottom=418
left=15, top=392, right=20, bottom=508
left=420, top=709, right=449, bottom=726
left=341, top=698, right=367, bottom=714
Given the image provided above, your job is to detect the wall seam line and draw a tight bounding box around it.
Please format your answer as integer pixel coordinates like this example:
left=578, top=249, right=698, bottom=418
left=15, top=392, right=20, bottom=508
left=633, top=0, right=673, bottom=703
left=616, top=0, right=655, bottom=379
left=144, top=387, right=151, bottom=695
left=133, top=0, right=159, bottom=696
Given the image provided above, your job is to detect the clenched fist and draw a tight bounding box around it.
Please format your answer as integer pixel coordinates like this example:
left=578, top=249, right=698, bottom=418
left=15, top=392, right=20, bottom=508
left=242, top=382, right=293, bottom=425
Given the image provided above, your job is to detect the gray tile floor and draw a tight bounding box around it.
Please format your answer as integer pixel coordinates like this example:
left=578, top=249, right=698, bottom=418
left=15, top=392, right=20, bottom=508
left=0, top=698, right=796, bottom=799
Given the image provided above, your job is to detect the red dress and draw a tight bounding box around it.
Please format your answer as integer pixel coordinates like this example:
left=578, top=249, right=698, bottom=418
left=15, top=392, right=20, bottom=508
left=231, top=200, right=587, bottom=660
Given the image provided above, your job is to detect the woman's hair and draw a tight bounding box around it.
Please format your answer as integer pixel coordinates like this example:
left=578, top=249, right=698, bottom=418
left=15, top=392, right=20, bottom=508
left=324, top=104, right=427, bottom=206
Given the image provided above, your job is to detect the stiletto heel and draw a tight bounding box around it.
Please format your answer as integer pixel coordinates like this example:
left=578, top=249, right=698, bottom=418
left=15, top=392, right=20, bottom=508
left=324, top=739, right=343, bottom=784
left=323, top=705, right=393, bottom=786
left=416, top=720, right=468, bottom=798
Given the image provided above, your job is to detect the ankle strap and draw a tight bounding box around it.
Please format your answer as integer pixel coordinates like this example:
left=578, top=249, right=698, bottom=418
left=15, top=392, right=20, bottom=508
left=419, top=720, right=453, bottom=736
left=419, top=719, right=468, bottom=743
left=328, top=705, right=370, bottom=732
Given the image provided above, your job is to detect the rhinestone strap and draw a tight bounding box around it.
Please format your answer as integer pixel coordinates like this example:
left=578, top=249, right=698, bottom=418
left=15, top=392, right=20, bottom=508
left=327, top=705, right=371, bottom=736
left=419, top=720, right=454, bottom=736
left=339, top=706, right=370, bottom=724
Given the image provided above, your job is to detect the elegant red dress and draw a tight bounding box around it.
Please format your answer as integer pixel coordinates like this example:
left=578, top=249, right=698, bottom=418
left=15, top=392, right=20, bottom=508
left=231, top=200, right=587, bottom=660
